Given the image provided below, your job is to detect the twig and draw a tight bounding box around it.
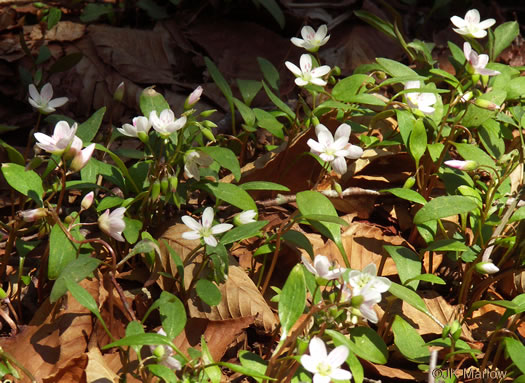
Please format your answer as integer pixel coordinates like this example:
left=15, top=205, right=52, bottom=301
left=258, top=187, right=382, bottom=207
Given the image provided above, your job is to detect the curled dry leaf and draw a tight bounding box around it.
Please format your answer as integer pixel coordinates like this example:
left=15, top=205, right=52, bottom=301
left=41, top=355, right=88, bottom=383
left=159, top=223, right=277, bottom=333
left=361, top=360, right=427, bottom=382
left=0, top=279, right=97, bottom=381
left=86, top=345, right=119, bottom=383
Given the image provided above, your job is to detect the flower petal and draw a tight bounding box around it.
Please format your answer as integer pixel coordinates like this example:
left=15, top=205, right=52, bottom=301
left=48, top=97, right=68, bottom=108
left=301, top=25, right=316, bottom=40
left=285, top=61, right=302, bottom=77
left=203, top=235, right=218, bottom=247
left=300, top=354, right=317, bottom=373
left=477, top=18, right=495, bottom=30
left=334, top=123, right=351, bottom=141
left=450, top=15, right=467, bottom=28
left=182, top=216, right=202, bottom=231
left=211, top=223, right=233, bottom=235
left=327, top=345, right=349, bottom=368
left=309, top=337, right=327, bottom=360
left=299, top=54, right=312, bottom=73
left=310, top=65, right=331, bottom=78
left=28, top=84, right=40, bottom=102
left=331, top=156, right=347, bottom=175
left=330, top=368, right=353, bottom=380
left=307, top=139, right=324, bottom=153
left=202, top=207, right=214, bottom=229
left=41, top=83, right=53, bottom=102
left=182, top=231, right=201, bottom=241
left=290, top=37, right=305, bottom=48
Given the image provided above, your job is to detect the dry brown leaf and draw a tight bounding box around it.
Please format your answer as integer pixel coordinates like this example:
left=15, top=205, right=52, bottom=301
left=315, top=222, right=409, bottom=275
left=0, top=279, right=97, bottom=382
left=378, top=290, right=473, bottom=340
left=42, top=355, right=88, bottom=383
left=363, top=360, right=427, bottom=381
left=101, top=351, right=142, bottom=383
left=85, top=346, right=119, bottom=383
left=467, top=303, right=507, bottom=341
left=172, top=316, right=254, bottom=362
left=29, top=21, right=86, bottom=42
left=159, top=223, right=277, bottom=333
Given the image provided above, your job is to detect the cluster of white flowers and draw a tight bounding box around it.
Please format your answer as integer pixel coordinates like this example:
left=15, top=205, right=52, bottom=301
left=302, top=255, right=391, bottom=324
left=34, top=120, right=95, bottom=172
left=118, top=108, right=187, bottom=140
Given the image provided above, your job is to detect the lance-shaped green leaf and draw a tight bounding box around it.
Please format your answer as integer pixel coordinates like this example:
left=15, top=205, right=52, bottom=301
left=220, top=221, right=268, bottom=245
left=77, top=107, right=105, bottom=143
left=278, top=264, right=306, bottom=338
left=1, top=163, right=44, bottom=206
left=383, top=188, right=426, bottom=205
left=200, top=182, right=256, bottom=211
left=413, top=195, right=479, bottom=224
left=392, top=315, right=430, bottom=363
left=257, top=57, right=280, bottom=90
left=296, top=191, right=348, bottom=266
left=409, top=118, right=427, bottom=166
left=262, top=81, right=295, bottom=119
left=196, top=279, right=222, bottom=306
left=327, top=328, right=388, bottom=364
left=505, top=338, right=525, bottom=375
left=493, top=21, right=519, bottom=59
left=332, top=74, right=375, bottom=102
left=50, top=254, right=101, bottom=302
left=200, top=146, right=241, bottom=182
left=384, top=246, right=421, bottom=289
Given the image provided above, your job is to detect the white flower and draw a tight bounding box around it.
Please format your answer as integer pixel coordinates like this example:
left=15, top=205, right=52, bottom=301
left=451, top=9, right=495, bottom=38
left=302, top=255, right=345, bottom=280
left=342, top=281, right=382, bottom=323
left=98, top=207, right=126, bottom=242
left=149, top=109, right=187, bottom=137
left=81, top=192, right=94, bottom=210
left=307, top=123, right=363, bottom=175
left=149, top=328, right=182, bottom=370
left=28, top=83, right=68, bottom=114
left=118, top=116, right=152, bottom=138
left=347, top=263, right=391, bottom=297
left=184, top=150, right=213, bottom=181
left=404, top=81, right=437, bottom=115
left=186, top=86, right=203, bottom=108
left=236, top=210, right=257, bottom=224
left=444, top=159, right=478, bottom=171
left=19, top=208, right=48, bottom=222
left=291, top=25, right=330, bottom=52
left=34, top=121, right=78, bottom=155
left=70, top=143, right=95, bottom=172
left=182, top=207, right=233, bottom=247
left=463, top=42, right=500, bottom=76
left=300, top=337, right=352, bottom=383
left=476, top=261, right=499, bottom=275
left=285, top=54, right=331, bottom=87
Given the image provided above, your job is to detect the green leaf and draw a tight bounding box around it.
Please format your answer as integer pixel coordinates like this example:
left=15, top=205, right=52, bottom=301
left=239, top=351, right=267, bottom=383
left=104, top=333, right=173, bottom=349
left=257, top=57, right=280, bottom=91
left=77, top=107, right=105, bottom=143
left=97, top=196, right=123, bottom=212
left=253, top=108, right=284, bottom=139
left=1, top=163, right=44, bottom=206
left=282, top=230, right=314, bottom=258
left=236, top=79, right=262, bottom=106
left=479, top=119, right=504, bottom=158
left=201, top=182, right=256, bottom=211
left=396, top=109, right=416, bottom=147
left=233, top=97, right=256, bottom=127
left=49, top=52, right=83, bottom=74
left=424, top=239, right=470, bottom=252
left=50, top=255, right=101, bottom=302
left=123, top=217, right=142, bottom=244
left=47, top=7, right=61, bottom=30
left=462, top=89, right=506, bottom=127
left=220, top=221, right=268, bottom=245
left=327, top=328, right=388, bottom=364
left=413, top=195, right=479, bottom=224
left=257, top=0, right=285, bottom=28
left=48, top=223, right=82, bottom=280
left=36, top=45, right=51, bottom=65
left=205, top=57, right=234, bottom=108
left=453, top=143, right=495, bottom=167
left=409, top=118, right=427, bottom=166
left=202, top=337, right=222, bottom=383
left=389, top=282, right=430, bottom=317
left=392, top=315, right=430, bottom=362
left=384, top=246, right=421, bottom=289
left=300, top=214, right=349, bottom=227
left=208, top=244, right=229, bottom=283
left=347, top=350, right=364, bottom=383
left=200, top=146, right=241, bottom=182
left=0, top=139, right=24, bottom=165
left=341, top=94, right=386, bottom=106
left=383, top=188, right=426, bottom=205
left=406, top=274, right=446, bottom=285
left=158, top=291, right=186, bottom=339
left=95, top=144, right=139, bottom=193
left=494, top=21, right=519, bottom=59
left=505, top=337, right=525, bottom=375
left=279, top=264, right=306, bottom=337
left=217, top=362, right=275, bottom=381
left=196, top=279, right=222, bottom=306
left=240, top=181, right=289, bottom=191
left=147, top=365, right=177, bottom=383
left=262, top=81, right=295, bottom=119
left=377, top=57, right=418, bottom=77
left=510, top=206, right=525, bottom=223
left=296, top=191, right=347, bottom=266
left=80, top=3, right=112, bottom=22
left=332, top=74, right=375, bottom=102
left=354, top=10, right=395, bottom=39
left=139, top=87, right=170, bottom=118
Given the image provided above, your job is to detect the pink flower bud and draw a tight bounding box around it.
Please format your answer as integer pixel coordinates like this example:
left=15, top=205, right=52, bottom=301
left=19, top=208, right=48, bottom=222
left=81, top=191, right=94, bottom=210
left=113, top=82, right=125, bottom=102
left=70, top=143, right=95, bottom=172
left=185, top=86, right=203, bottom=108
left=474, top=98, right=500, bottom=111
left=444, top=160, right=478, bottom=171
left=475, top=261, right=499, bottom=275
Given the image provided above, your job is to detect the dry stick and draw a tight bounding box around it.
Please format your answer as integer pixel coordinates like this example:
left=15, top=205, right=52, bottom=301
left=258, top=187, right=382, bottom=207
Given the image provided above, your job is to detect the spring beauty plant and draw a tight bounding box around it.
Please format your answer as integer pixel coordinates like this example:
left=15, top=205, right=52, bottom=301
left=0, top=5, right=524, bottom=383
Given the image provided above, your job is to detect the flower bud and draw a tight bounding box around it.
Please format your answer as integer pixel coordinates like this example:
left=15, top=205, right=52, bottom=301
left=70, top=143, right=95, bottom=172
left=333, top=182, right=343, bottom=197
left=152, top=345, right=165, bottom=360
left=403, top=176, right=416, bottom=189
left=481, top=74, right=489, bottom=88
left=160, top=177, right=169, bottom=195
left=19, top=208, right=48, bottom=222
left=332, top=66, right=341, bottom=76
left=233, top=210, right=257, bottom=226
left=474, top=98, right=500, bottom=111
left=459, top=91, right=474, bottom=103
left=350, top=295, right=364, bottom=308
left=81, top=191, right=94, bottom=210
left=200, top=109, right=217, bottom=118
left=200, top=127, right=215, bottom=142
left=151, top=180, right=161, bottom=201
left=475, top=261, right=499, bottom=275
left=169, top=176, right=178, bottom=193
left=185, top=86, right=203, bottom=109
left=444, top=160, right=478, bottom=171
left=113, top=82, right=125, bottom=102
